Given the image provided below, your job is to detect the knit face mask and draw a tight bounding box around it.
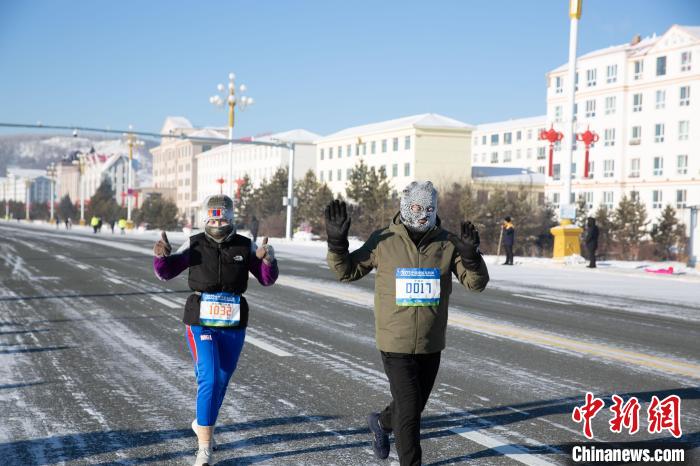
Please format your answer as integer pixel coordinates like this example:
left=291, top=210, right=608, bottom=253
left=400, top=181, right=438, bottom=233
left=202, top=195, right=235, bottom=242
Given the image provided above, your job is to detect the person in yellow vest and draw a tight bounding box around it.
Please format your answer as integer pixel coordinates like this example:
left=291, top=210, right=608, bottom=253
left=118, top=218, right=127, bottom=235
left=90, top=216, right=100, bottom=234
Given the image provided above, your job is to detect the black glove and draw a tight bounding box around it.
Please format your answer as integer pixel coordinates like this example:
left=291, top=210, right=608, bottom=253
left=324, top=200, right=351, bottom=253
left=448, top=221, right=482, bottom=270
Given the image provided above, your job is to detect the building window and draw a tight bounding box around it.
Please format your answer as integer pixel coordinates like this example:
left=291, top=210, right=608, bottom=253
left=381, top=140, right=387, bottom=153
left=655, top=123, right=665, bottom=143
left=538, top=166, right=545, bottom=175
left=680, top=86, right=690, bottom=106
left=605, top=96, right=616, bottom=115
left=604, top=128, right=615, bottom=146
left=655, top=89, right=666, bottom=109
left=346, top=168, right=352, bottom=179
left=537, top=147, right=546, bottom=160
left=553, top=164, right=561, bottom=180
left=633, top=93, right=643, bottom=112
left=630, top=191, right=639, bottom=202
left=392, top=138, right=399, bottom=151
left=606, top=64, right=618, bottom=83
left=575, top=72, right=579, bottom=90
left=504, top=150, right=512, bottom=162
left=329, top=147, right=333, bottom=159
left=338, top=146, right=343, bottom=158
left=526, top=148, right=532, bottom=159
left=404, top=136, right=411, bottom=150
left=320, top=149, right=324, bottom=160
left=629, top=158, right=640, bottom=178
left=328, top=170, right=333, bottom=182
left=319, top=171, right=324, bottom=182
left=554, top=106, right=562, bottom=122
left=631, top=126, right=642, bottom=144
left=634, top=60, right=644, bottom=79
left=371, top=141, right=376, bottom=154
left=347, top=144, right=352, bottom=157
left=679, top=120, right=689, bottom=141
left=337, top=169, right=342, bottom=181
left=588, top=161, right=595, bottom=179
left=604, top=160, right=614, bottom=178
left=552, top=192, right=561, bottom=207
left=516, top=130, right=522, bottom=141
left=362, top=143, right=367, bottom=155
left=491, top=134, right=499, bottom=145
left=555, top=76, right=563, bottom=93
left=504, top=132, right=512, bottom=144
left=677, top=190, right=687, bottom=209
left=404, top=163, right=410, bottom=177
left=603, top=191, right=614, bottom=209
left=585, top=99, right=596, bottom=118
left=379, top=165, right=386, bottom=175
left=681, top=51, right=692, bottom=72
left=391, top=164, right=398, bottom=177
left=677, top=154, right=688, bottom=175
left=656, top=56, right=666, bottom=76
left=482, top=135, right=487, bottom=144
left=527, top=129, right=533, bottom=140
left=586, top=68, right=597, bottom=87
left=571, top=162, right=577, bottom=179
left=490, top=152, right=498, bottom=163
left=653, top=157, right=664, bottom=176
left=652, top=190, right=663, bottom=209
left=516, top=149, right=521, bottom=159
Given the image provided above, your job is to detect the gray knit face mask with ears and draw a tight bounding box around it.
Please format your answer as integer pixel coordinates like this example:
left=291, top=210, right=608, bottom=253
left=400, top=181, right=438, bottom=233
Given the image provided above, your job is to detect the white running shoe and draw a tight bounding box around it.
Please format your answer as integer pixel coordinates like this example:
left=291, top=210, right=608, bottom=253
left=193, top=446, right=212, bottom=466
left=192, top=419, right=217, bottom=450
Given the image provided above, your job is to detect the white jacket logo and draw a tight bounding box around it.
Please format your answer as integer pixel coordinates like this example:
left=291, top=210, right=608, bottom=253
left=234, top=255, right=244, bottom=262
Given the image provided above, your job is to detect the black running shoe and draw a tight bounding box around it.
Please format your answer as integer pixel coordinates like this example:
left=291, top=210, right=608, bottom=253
left=367, top=412, right=390, bottom=459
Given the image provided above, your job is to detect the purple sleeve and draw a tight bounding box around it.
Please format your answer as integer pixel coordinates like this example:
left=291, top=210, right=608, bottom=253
left=153, top=251, right=190, bottom=281
left=249, top=254, right=278, bottom=286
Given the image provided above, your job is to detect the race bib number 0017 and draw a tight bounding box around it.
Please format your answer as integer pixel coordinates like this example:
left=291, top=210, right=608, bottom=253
left=200, top=292, right=241, bottom=327
left=395, top=268, right=440, bottom=307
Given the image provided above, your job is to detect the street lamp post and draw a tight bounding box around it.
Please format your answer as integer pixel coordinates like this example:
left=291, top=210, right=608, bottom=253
left=47, top=162, right=57, bottom=223
left=73, top=152, right=87, bottom=225
left=562, top=0, right=582, bottom=215
left=24, top=178, right=31, bottom=220
left=124, top=125, right=144, bottom=229
left=209, top=72, right=253, bottom=199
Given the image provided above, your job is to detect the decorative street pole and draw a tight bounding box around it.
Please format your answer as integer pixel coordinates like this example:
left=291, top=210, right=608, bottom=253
left=562, top=0, right=582, bottom=213
left=285, top=143, right=295, bottom=240
left=576, top=127, right=599, bottom=179
left=124, top=125, right=144, bottom=229
left=209, top=72, right=253, bottom=199
left=539, top=125, right=563, bottom=177
left=24, top=178, right=31, bottom=220
left=73, top=152, right=87, bottom=225
left=47, top=162, right=57, bottom=223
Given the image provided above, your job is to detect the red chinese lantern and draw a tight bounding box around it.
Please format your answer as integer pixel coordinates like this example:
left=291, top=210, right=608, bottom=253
left=539, top=125, right=564, bottom=177
left=576, top=127, right=599, bottom=179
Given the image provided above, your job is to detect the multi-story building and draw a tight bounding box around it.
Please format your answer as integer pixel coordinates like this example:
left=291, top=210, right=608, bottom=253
left=56, top=149, right=133, bottom=206
left=0, top=168, right=51, bottom=204
left=316, top=113, right=474, bottom=197
left=195, top=129, right=320, bottom=226
left=471, top=116, right=548, bottom=174
left=544, top=24, right=699, bottom=227
left=150, top=117, right=228, bottom=221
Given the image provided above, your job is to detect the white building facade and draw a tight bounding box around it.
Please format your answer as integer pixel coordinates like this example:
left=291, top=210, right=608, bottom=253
left=471, top=116, right=549, bottom=174
left=544, top=24, right=699, bottom=227
left=195, top=129, right=320, bottom=226
left=316, top=113, right=474, bottom=197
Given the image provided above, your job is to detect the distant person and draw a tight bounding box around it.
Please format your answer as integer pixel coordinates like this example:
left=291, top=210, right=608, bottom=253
left=502, top=216, right=515, bottom=265
left=109, top=220, right=116, bottom=234
left=250, top=216, right=259, bottom=244
left=97, top=218, right=103, bottom=233
left=56, top=217, right=60, bottom=229
left=66, top=217, right=72, bottom=229
left=118, top=218, right=127, bottom=234
left=91, top=216, right=99, bottom=233
left=585, top=217, right=599, bottom=268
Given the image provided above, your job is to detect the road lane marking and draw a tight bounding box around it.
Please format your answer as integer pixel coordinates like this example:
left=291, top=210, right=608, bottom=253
left=150, top=295, right=180, bottom=309
left=278, top=275, right=700, bottom=379
left=106, top=277, right=125, bottom=284
left=245, top=335, right=292, bottom=357
left=512, top=293, right=571, bottom=305
left=451, top=427, right=557, bottom=466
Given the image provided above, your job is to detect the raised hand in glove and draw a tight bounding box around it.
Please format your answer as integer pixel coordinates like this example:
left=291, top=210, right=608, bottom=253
left=448, top=221, right=482, bottom=269
left=153, top=231, right=172, bottom=258
left=324, top=200, right=351, bottom=253
left=255, top=237, right=275, bottom=264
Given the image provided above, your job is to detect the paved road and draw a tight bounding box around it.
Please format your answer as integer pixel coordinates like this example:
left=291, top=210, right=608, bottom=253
left=0, top=223, right=698, bottom=465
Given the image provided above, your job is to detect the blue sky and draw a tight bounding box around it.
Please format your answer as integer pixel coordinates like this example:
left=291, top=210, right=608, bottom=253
left=0, top=0, right=698, bottom=139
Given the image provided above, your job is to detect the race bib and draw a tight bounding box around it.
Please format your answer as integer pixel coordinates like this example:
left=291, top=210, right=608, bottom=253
left=395, top=268, right=440, bottom=307
left=199, top=292, right=241, bottom=327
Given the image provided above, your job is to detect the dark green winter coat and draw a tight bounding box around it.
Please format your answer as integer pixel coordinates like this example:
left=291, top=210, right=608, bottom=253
left=327, top=213, right=489, bottom=354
